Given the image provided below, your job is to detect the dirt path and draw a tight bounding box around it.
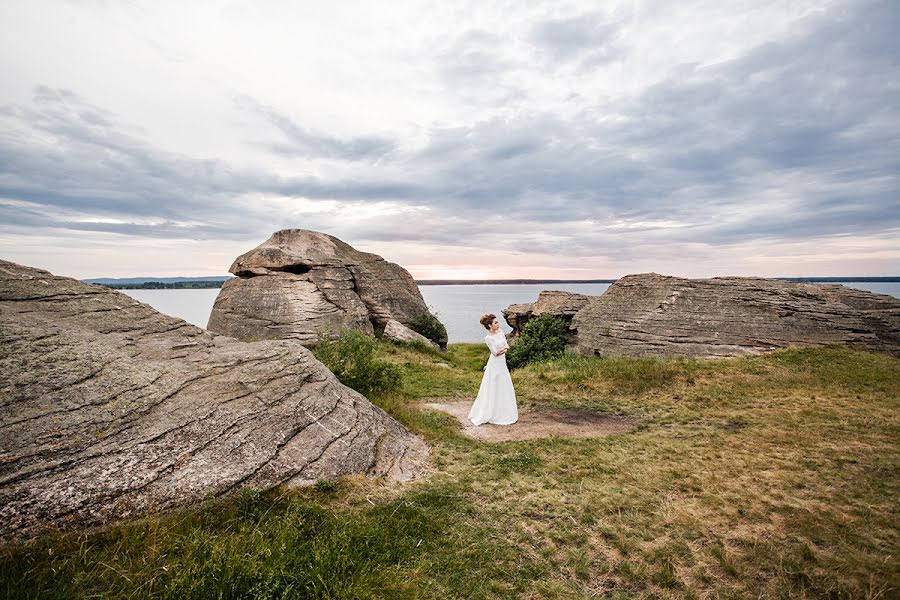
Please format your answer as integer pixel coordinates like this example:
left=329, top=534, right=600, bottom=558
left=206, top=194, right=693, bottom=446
left=417, top=399, right=638, bottom=442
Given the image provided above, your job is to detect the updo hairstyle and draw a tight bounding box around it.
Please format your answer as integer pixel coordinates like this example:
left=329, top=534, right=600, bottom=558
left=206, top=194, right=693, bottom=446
left=479, top=313, right=496, bottom=330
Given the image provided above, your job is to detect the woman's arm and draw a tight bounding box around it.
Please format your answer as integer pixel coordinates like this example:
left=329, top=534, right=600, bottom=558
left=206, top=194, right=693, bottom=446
left=488, top=336, right=509, bottom=356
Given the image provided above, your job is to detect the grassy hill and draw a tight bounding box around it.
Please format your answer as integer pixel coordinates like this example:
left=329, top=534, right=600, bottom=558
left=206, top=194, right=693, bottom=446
left=1, top=343, right=897, bottom=599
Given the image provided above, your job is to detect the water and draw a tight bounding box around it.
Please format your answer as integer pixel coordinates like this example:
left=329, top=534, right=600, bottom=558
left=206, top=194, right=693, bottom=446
left=121, top=282, right=900, bottom=344
left=418, top=284, right=612, bottom=342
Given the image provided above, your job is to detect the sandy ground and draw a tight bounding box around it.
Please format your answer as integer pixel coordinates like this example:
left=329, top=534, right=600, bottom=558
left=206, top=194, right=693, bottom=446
left=417, top=399, right=638, bottom=442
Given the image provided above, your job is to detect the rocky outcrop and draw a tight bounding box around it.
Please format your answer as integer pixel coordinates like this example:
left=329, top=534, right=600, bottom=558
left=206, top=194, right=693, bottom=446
left=207, top=230, right=446, bottom=348
left=504, top=274, right=900, bottom=358
left=0, top=259, right=428, bottom=542
left=502, top=290, right=593, bottom=339
left=382, top=319, right=440, bottom=350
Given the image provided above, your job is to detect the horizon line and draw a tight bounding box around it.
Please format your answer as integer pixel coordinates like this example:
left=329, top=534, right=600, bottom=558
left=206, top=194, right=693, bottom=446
left=82, top=275, right=900, bottom=285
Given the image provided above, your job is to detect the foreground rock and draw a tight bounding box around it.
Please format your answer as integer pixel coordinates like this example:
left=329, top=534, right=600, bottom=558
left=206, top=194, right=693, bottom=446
left=505, top=274, right=900, bottom=358
left=207, top=230, right=446, bottom=348
left=0, top=259, right=428, bottom=542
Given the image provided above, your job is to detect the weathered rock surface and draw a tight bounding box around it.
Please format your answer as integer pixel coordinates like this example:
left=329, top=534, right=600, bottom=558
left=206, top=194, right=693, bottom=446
left=207, top=230, right=446, bottom=348
left=382, top=319, right=440, bottom=350
left=0, top=259, right=428, bottom=542
left=504, top=274, right=900, bottom=358
left=502, top=290, right=593, bottom=338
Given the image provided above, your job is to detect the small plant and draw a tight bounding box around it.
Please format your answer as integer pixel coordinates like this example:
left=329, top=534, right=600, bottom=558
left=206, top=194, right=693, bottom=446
left=312, top=328, right=402, bottom=396
left=409, top=308, right=448, bottom=348
left=313, top=479, right=338, bottom=494
left=234, top=486, right=266, bottom=522
left=506, top=314, right=568, bottom=369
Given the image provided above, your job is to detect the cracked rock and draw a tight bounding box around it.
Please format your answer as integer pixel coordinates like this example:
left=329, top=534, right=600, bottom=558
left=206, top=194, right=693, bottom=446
left=207, top=229, right=447, bottom=348
left=503, top=273, right=900, bottom=358
left=0, top=259, right=428, bottom=542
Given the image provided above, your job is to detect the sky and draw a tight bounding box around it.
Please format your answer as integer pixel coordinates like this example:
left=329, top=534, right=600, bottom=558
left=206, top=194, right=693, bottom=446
left=0, top=0, right=898, bottom=280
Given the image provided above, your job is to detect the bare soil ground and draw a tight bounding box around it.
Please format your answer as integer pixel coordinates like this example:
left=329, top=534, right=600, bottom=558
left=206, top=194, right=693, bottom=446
left=417, top=398, right=638, bottom=442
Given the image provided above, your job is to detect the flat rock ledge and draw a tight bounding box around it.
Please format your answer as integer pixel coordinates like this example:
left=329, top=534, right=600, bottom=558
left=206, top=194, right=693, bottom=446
left=504, top=274, right=900, bottom=358
left=207, top=229, right=447, bottom=348
left=418, top=399, right=637, bottom=443
left=0, top=259, right=428, bottom=543
left=502, top=290, right=593, bottom=339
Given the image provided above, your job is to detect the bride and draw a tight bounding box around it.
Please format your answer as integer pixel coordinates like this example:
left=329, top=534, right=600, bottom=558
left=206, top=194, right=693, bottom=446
left=468, top=313, right=518, bottom=426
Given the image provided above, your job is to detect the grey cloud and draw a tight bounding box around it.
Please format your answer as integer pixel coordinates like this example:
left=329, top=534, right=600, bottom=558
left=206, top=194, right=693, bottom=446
left=529, top=11, right=624, bottom=70
left=0, top=87, right=428, bottom=241
left=529, top=13, right=618, bottom=57
left=431, top=28, right=529, bottom=107
left=234, top=95, right=396, bottom=160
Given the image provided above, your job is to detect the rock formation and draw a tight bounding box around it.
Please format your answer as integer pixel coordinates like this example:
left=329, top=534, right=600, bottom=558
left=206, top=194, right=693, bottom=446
left=0, top=259, right=428, bottom=542
left=504, top=274, right=900, bottom=358
left=383, top=319, right=440, bottom=349
left=207, top=230, right=446, bottom=348
left=502, top=290, right=593, bottom=339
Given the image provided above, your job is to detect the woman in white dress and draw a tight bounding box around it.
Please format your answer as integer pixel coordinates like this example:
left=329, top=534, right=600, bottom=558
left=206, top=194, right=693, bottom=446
left=468, top=313, right=518, bottom=426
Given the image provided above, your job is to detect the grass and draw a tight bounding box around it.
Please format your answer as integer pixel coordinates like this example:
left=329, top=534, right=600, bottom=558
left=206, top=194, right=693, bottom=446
left=2, top=344, right=898, bottom=599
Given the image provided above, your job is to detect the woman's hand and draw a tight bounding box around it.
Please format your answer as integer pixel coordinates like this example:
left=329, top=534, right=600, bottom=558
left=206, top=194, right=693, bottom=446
left=495, top=347, right=508, bottom=356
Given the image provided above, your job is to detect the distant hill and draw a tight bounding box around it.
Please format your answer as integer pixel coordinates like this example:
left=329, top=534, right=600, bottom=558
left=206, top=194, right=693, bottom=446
left=81, top=275, right=900, bottom=289
left=416, top=279, right=617, bottom=285
left=417, top=277, right=900, bottom=285
left=83, top=276, right=233, bottom=285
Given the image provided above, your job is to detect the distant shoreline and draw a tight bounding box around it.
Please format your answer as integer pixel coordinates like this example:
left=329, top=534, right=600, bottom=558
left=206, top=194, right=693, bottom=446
left=90, top=276, right=900, bottom=289
left=418, top=277, right=900, bottom=285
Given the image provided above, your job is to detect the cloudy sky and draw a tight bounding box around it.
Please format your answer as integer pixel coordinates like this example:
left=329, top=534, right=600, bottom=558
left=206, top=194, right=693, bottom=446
left=0, top=0, right=897, bottom=280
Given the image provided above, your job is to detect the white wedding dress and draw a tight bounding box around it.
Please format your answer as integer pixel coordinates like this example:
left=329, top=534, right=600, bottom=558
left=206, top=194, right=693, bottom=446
left=468, top=330, right=518, bottom=425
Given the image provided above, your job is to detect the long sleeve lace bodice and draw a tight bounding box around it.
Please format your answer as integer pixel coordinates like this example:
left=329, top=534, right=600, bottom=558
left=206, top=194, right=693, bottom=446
left=485, top=331, right=508, bottom=356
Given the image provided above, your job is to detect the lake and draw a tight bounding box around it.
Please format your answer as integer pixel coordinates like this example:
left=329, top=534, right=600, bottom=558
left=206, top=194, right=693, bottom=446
left=121, top=282, right=900, bottom=344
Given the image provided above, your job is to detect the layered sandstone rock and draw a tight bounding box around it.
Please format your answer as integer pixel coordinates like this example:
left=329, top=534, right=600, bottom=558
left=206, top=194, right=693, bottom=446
left=207, top=230, right=446, bottom=348
left=0, top=259, right=428, bottom=542
left=502, top=290, right=593, bottom=339
left=504, top=274, right=900, bottom=358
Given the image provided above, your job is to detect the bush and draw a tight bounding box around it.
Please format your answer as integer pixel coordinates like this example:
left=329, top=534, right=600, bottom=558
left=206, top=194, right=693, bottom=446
left=409, top=308, right=448, bottom=347
left=506, top=314, right=568, bottom=369
left=312, top=328, right=402, bottom=396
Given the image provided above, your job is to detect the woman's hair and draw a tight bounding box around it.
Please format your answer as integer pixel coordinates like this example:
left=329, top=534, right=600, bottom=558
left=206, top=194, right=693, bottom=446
left=479, top=313, right=496, bottom=330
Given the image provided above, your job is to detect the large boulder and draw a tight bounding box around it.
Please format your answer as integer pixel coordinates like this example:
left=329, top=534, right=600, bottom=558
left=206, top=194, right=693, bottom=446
left=207, top=230, right=446, bottom=348
left=0, top=259, right=428, bottom=542
left=504, top=274, right=900, bottom=358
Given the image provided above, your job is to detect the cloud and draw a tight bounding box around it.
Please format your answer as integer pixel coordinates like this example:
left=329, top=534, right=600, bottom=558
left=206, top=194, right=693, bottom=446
left=0, top=0, right=897, bottom=278
left=528, top=11, right=624, bottom=67
left=234, top=95, right=396, bottom=160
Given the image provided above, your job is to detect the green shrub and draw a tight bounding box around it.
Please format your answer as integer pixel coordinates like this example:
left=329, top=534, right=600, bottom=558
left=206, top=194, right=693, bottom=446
left=409, top=308, right=448, bottom=348
left=506, top=314, right=568, bottom=369
left=313, top=328, right=402, bottom=396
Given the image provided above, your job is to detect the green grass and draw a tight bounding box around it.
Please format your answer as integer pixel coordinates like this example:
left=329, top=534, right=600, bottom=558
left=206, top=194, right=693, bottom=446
left=2, top=343, right=898, bottom=599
